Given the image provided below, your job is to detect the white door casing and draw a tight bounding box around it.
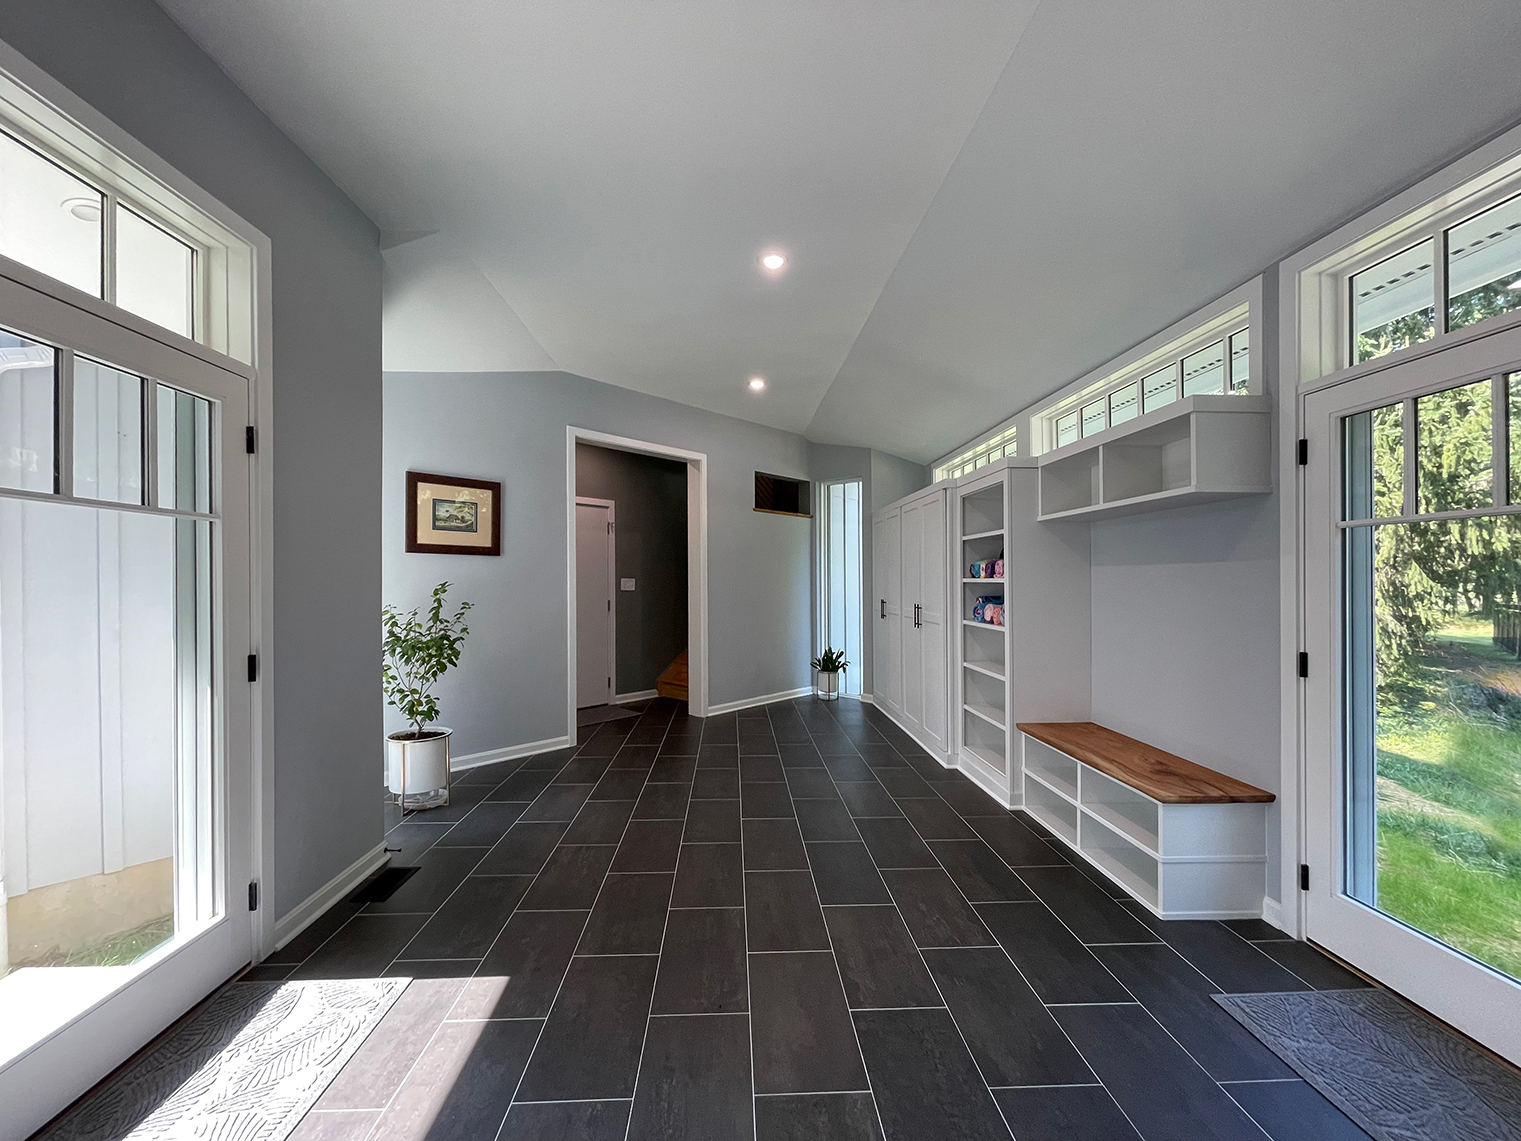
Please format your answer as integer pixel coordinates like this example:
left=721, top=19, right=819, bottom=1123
left=917, top=489, right=949, bottom=753
left=574, top=499, right=615, bottom=708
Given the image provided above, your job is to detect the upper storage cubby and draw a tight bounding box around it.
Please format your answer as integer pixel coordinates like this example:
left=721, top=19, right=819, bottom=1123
left=961, top=485, right=1004, bottom=536
left=1036, top=395, right=1271, bottom=521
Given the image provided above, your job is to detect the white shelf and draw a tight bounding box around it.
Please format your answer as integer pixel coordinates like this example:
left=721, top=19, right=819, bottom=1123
left=1082, top=840, right=1160, bottom=909
left=1035, top=395, right=1271, bottom=522
left=962, top=577, right=1005, bottom=583
left=961, top=619, right=1005, bottom=632
left=963, top=701, right=1005, bottom=729
left=1026, top=782, right=1078, bottom=846
left=1082, top=801, right=1160, bottom=857
left=962, top=742, right=1006, bottom=774
left=962, top=528, right=1005, bottom=542
left=963, top=660, right=1006, bottom=682
left=1024, top=761, right=1078, bottom=804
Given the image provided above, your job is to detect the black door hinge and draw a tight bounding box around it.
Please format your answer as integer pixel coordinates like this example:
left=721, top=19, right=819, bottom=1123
left=1297, top=438, right=1308, bottom=465
left=247, top=653, right=259, bottom=682
left=246, top=426, right=257, bottom=455
left=1299, top=864, right=1310, bottom=892
left=248, top=881, right=259, bottom=911
left=1297, top=652, right=1309, bottom=678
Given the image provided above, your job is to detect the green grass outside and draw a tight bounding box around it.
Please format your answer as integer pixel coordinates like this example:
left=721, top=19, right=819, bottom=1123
left=1374, top=615, right=1521, bottom=978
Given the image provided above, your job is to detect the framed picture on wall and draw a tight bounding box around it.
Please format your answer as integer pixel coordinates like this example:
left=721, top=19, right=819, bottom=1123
left=406, top=471, right=502, bottom=555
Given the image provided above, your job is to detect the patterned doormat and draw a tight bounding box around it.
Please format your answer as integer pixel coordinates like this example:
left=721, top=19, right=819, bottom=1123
left=40, top=977, right=407, bottom=1141
left=1216, top=988, right=1521, bottom=1141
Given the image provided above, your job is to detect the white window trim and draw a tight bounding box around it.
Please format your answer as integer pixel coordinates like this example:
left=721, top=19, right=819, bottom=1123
left=0, top=37, right=278, bottom=957
left=1027, top=277, right=1263, bottom=457
left=1277, top=117, right=1521, bottom=941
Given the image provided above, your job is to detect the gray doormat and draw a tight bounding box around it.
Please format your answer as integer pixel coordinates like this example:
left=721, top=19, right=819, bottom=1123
left=40, top=977, right=407, bottom=1141
left=1215, top=988, right=1521, bottom=1141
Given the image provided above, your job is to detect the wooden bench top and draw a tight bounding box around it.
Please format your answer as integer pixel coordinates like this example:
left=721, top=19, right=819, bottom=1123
left=1016, top=721, right=1274, bottom=804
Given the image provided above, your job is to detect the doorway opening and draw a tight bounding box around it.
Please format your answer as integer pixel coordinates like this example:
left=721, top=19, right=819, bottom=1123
left=567, top=430, right=708, bottom=733
left=818, top=480, right=864, bottom=696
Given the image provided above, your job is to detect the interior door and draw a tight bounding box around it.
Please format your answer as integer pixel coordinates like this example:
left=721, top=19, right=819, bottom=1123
left=917, top=490, right=948, bottom=752
left=575, top=500, right=614, bottom=708
left=900, top=501, right=924, bottom=731
left=0, top=263, right=253, bottom=1135
left=1303, top=324, right=1521, bottom=1062
left=875, top=510, right=902, bottom=714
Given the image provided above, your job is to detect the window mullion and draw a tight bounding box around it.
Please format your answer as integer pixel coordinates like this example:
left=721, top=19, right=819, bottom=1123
left=1494, top=374, right=1508, bottom=508
left=1433, top=225, right=1450, bottom=336
left=144, top=378, right=159, bottom=509
left=102, top=191, right=118, bottom=305
left=1402, top=397, right=1418, bottom=517
left=56, top=347, right=74, bottom=497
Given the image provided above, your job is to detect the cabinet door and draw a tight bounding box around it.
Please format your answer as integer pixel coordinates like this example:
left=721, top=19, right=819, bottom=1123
left=873, top=511, right=902, bottom=713
left=917, top=491, right=948, bottom=752
left=900, top=502, right=924, bottom=731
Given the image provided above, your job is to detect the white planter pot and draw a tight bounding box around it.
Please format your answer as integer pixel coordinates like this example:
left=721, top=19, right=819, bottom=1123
left=387, top=729, right=452, bottom=809
left=815, top=670, right=840, bottom=699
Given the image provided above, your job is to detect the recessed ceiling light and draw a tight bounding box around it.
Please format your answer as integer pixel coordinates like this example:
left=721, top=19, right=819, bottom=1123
left=62, top=196, right=100, bottom=222
left=760, top=252, right=787, bottom=272
left=748, top=377, right=766, bottom=392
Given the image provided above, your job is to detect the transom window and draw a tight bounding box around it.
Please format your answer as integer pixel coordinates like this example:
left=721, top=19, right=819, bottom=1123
left=934, top=424, right=1017, bottom=482
left=0, top=129, right=199, bottom=340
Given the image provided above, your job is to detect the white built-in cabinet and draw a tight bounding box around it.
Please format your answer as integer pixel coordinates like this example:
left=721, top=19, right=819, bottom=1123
left=872, top=485, right=950, bottom=760
left=952, top=460, right=1090, bottom=805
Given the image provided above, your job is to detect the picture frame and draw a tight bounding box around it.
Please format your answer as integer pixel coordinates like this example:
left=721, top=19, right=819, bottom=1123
left=406, top=470, right=502, bottom=555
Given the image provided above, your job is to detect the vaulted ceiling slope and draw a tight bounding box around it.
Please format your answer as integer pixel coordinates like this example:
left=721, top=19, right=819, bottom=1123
left=156, top=0, right=1521, bottom=463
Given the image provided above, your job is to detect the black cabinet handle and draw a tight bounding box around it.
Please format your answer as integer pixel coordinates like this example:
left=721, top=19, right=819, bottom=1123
left=880, top=598, right=886, bottom=619
left=914, top=603, right=921, bottom=628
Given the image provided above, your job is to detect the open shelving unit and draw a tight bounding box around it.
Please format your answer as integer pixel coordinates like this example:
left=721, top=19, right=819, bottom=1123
left=1019, top=722, right=1273, bottom=919
left=957, top=476, right=1008, bottom=798
left=1036, top=395, right=1271, bottom=521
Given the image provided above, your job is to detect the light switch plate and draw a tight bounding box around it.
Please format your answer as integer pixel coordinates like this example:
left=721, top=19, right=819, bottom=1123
left=620, top=578, right=636, bottom=591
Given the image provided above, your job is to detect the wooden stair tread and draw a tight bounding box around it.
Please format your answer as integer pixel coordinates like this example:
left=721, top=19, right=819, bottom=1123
left=1016, top=721, right=1274, bottom=804
left=656, top=651, right=688, bottom=702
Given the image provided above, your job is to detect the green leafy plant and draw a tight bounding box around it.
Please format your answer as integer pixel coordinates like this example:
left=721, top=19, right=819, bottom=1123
left=383, top=581, right=473, bottom=737
left=811, top=647, right=848, bottom=673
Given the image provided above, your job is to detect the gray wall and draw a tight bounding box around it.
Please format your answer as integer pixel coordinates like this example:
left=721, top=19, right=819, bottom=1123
left=871, top=450, right=933, bottom=513
left=575, top=443, right=688, bottom=695
left=384, top=369, right=816, bottom=757
left=1, top=0, right=384, bottom=918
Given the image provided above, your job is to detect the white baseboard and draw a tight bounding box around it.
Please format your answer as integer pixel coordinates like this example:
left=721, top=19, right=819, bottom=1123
left=858, top=693, right=874, bottom=704
left=451, top=734, right=573, bottom=773
left=707, top=686, right=813, bottom=715
left=614, top=689, right=658, bottom=704
left=1260, top=895, right=1285, bottom=933
left=959, top=750, right=1016, bottom=809
left=271, top=841, right=388, bottom=954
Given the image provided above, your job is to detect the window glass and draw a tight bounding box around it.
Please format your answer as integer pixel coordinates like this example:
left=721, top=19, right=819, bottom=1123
left=1109, top=381, right=1139, bottom=426
left=1229, top=329, right=1250, bottom=393
left=117, top=205, right=194, bottom=338
left=1447, top=193, right=1521, bottom=334
left=1353, top=240, right=1435, bottom=363
left=1512, top=373, right=1521, bottom=506
left=156, top=384, right=212, bottom=513
left=73, top=357, right=143, bottom=505
left=1182, top=341, right=1225, bottom=396
left=1141, top=366, right=1176, bottom=415
left=0, top=130, right=101, bottom=297
left=1343, top=400, right=1403, bottom=521
left=1080, top=399, right=1106, bottom=438
left=1417, top=379, right=1492, bottom=515
left=0, top=329, right=56, bottom=493
left=1055, top=412, right=1079, bottom=448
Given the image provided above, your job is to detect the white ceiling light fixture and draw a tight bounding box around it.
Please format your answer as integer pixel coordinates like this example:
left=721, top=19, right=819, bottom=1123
left=760, top=251, right=787, bottom=273
left=748, top=376, right=766, bottom=392
left=62, top=196, right=100, bottom=222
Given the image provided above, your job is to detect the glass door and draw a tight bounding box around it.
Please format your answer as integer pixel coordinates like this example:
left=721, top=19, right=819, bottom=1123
left=0, top=266, right=252, bottom=1131
left=1304, top=323, right=1521, bottom=1061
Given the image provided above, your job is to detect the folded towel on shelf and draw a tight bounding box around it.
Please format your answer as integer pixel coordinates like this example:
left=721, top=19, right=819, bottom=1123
left=971, top=595, right=1005, bottom=626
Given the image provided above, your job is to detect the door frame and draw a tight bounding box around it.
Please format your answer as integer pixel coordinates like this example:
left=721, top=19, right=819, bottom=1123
left=1300, top=320, right=1521, bottom=1062
left=565, top=428, right=708, bottom=735
left=574, top=497, right=617, bottom=706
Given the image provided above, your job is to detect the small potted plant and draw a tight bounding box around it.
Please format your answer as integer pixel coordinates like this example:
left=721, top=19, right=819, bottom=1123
left=811, top=647, right=848, bottom=701
left=383, top=581, right=472, bottom=809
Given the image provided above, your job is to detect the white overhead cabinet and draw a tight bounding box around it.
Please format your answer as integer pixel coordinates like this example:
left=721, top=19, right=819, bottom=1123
left=872, top=486, right=950, bottom=761
left=954, top=460, right=1091, bottom=806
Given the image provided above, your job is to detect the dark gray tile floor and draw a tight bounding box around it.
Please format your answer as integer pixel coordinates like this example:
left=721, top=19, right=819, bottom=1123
left=253, top=697, right=1374, bottom=1141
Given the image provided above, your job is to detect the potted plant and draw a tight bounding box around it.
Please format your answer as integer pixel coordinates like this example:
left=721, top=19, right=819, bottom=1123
left=811, top=647, right=848, bottom=700
left=383, top=581, right=473, bottom=809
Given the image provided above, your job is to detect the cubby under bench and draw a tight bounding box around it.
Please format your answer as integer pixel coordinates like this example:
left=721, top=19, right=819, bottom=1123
left=1016, top=721, right=1274, bottom=920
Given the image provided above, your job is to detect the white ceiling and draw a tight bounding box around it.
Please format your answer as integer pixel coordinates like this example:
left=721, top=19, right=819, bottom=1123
left=156, top=0, right=1521, bottom=463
